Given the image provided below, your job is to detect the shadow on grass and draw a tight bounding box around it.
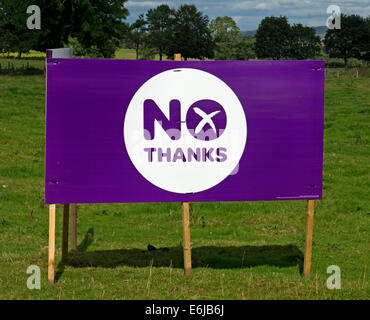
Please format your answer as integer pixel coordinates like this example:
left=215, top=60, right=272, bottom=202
left=55, top=228, right=303, bottom=282
left=55, top=228, right=94, bottom=282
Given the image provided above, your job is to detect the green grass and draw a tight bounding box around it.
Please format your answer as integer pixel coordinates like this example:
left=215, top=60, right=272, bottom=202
left=114, top=48, right=140, bottom=60
left=0, top=74, right=368, bottom=300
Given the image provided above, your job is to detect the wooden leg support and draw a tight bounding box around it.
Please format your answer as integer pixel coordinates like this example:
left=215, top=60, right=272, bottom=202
left=70, top=204, right=77, bottom=251
left=303, top=200, right=315, bottom=276
left=182, top=202, right=192, bottom=276
left=48, top=204, right=56, bottom=285
left=61, top=204, right=69, bottom=263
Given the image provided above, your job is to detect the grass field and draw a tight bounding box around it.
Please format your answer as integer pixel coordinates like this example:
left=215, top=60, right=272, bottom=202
left=0, top=72, right=369, bottom=299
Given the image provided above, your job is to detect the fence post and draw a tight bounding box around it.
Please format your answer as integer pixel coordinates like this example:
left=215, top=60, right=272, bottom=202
left=48, top=204, right=56, bottom=284
left=303, top=200, right=315, bottom=276
left=70, top=204, right=77, bottom=250
left=61, top=204, right=70, bottom=262
left=182, top=202, right=192, bottom=276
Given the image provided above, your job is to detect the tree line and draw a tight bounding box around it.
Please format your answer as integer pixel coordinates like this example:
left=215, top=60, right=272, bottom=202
left=0, top=0, right=128, bottom=58
left=255, top=15, right=369, bottom=64
left=124, top=6, right=322, bottom=61
left=0, top=0, right=369, bottom=65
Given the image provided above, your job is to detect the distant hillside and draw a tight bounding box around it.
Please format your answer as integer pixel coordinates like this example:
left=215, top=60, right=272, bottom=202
left=241, top=26, right=328, bottom=38
left=241, top=30, right=257, bottom=37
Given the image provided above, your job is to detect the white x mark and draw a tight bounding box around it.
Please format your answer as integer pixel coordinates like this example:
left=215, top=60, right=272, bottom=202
left=193, top=107, right=221, bottom=134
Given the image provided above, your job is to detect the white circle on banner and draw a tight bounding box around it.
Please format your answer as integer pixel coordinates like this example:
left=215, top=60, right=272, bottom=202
left=124, top=68, right=247, bottom=194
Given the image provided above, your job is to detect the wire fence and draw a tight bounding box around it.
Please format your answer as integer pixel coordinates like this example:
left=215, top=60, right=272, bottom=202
left=0, top=58, right=45, bottom=75
left=0, top=56, right=369, bottom=78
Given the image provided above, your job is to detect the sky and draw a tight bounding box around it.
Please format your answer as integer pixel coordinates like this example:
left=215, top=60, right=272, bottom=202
left=125, top=0, right=370, bottom=30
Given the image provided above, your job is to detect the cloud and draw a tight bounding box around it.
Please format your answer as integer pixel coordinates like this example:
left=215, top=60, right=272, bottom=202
left=125, top=0, right=370, bottom=30
left=328, top=0, right=370, bottom=3
left=126, top=1, right=169, bottom=7
left=231, top=1, right=258, bottom=10
left=232, top=16, right=246, bottom=23
left=255, top=3, right=269, bottom=10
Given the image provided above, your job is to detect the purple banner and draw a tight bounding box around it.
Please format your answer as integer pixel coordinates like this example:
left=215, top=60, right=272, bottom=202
left=45, top=58, right=324, bottom=204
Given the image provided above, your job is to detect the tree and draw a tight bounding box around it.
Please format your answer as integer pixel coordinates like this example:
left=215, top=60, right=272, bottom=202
left=32, top=0, right=72, bottom=53
left=165, top=4, right=214, bottom=60
left=360, top=17, right=370, bottom=63
left=324, top=14, right=366, bottom=65
left=126, top=14, right=147, bottom=60
left=210, top=16, right=240, bottom=43
left=287, top=24, right=321, bottom=59
left=210, top=16, right=255, bottom=60
left=255, top=16, right=291, bottom=60
left=67, top=36, right=107, bottom=58
left=138, top=42, right=156, bottom=60
left=0, top=0, right=129, bottom=58
left=0, top=0, right=38, bottom=57
left=68, top=0, right=129, bottom=58
left=210, top=16, right=240, bottom=60
left=232, top=35, right=255, bottom=60
left=145, top=4, right=175, bottom=60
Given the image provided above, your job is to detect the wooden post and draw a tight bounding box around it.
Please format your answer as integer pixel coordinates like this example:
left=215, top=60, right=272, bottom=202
left=303, top=200, right=315, bottom=276
left=189, top=203, right=194, bottom=224
left=48, top=204, right=56, bottom=285
left=70, top=204, right=77, bottom=251
left=61, top=204, right=69, bottom=262
left=174, top=52, right=192, bottom=275
left=182, top=202, right=192, bottom=276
